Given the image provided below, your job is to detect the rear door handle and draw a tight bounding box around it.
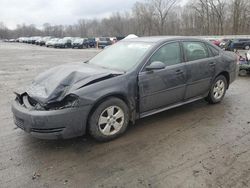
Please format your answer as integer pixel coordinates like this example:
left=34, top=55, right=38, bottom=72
left=209, top=62, right=216, bottom=66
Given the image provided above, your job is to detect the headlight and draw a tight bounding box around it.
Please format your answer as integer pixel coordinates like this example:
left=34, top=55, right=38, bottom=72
left=44, top=94, right=79, bottom=110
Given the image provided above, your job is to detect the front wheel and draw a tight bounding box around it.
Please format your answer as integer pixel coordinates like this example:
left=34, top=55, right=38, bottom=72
left=205, top=75, right=227, bottom=104
left=245, top=45, right=250, bottom=50
left=88, top=98, right=129, bottom=141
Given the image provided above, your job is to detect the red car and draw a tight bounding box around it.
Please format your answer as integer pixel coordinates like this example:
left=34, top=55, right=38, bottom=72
left=209, top=39, right=221, bottom=46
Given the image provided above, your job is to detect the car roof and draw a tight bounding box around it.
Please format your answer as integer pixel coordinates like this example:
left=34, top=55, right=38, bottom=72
left=123, top=36, right=207, bottom=44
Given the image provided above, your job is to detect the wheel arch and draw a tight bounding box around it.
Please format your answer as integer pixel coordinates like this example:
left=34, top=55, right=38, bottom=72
left=216, top=71, right=230, bottom=89
left=86, top=93, right=133, bottom=132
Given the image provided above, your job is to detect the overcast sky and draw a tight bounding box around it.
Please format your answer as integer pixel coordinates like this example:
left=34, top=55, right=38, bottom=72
left=0, top=0, right=187, bottom=29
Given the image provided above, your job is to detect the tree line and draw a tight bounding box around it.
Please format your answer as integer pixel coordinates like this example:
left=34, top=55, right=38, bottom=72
left=0, top=0, right=250, bottom=39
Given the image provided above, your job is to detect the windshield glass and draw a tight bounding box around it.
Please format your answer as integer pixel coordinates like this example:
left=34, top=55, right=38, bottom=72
left=100, top=37, right=110, bottom=42
left=75, top=39, right=83, bottom=43
left=88, top=41, right=152, bottom=71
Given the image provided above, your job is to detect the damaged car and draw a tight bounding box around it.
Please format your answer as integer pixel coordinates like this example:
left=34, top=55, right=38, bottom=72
left=12, top=37, right=238, bottom=141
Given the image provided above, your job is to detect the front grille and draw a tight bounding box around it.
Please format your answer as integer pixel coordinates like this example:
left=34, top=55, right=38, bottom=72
left=14, top=116, right=24, bottom=130
left=30, top=127, right=65, bottom=134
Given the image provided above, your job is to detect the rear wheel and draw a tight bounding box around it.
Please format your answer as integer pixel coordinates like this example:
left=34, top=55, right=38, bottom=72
left=206, top=75, right=227, bottom=104
left=245, top=45, right=250, bottom=50
left=89, top=97, right=129, bottom=141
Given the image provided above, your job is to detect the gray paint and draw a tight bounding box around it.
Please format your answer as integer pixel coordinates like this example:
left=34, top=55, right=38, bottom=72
left=11, top=37, right=238, bottom=139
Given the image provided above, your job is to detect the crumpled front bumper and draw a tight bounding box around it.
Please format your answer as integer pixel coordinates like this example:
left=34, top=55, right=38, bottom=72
left=11, top=100, right=91, bottom=139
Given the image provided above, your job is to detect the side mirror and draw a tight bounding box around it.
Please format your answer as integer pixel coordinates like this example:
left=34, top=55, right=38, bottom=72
left=146, top=61, right=165, bottom=71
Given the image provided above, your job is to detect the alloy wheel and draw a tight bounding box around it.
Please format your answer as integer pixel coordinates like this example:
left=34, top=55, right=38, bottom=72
left=213, top=80, right=225, bottom=100
left=98, top=106, right=125, bottom=136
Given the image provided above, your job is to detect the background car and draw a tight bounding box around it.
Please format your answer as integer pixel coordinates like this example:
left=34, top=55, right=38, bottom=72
left=230, top=38, right=250, bottom=50
left=54, top=37, right=72, bottom=48
left=209, top=39, right=221, bottom=46
left=219, top=38, right=230, bottom=49
left=8, top=39, right=16, bottom=42
left=88, top=38, right=96, bottom=48
left=97, top=37, right=112, bottom=48
left=45, top=38, right=59, bottom=47
left=39, top=36, right=52, bottom=46
left=72, top=38, right=89, bottom=49
left=30, top=36, right=41, bottom=44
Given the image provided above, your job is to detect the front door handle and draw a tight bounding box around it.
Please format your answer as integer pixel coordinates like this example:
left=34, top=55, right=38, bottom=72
left=175, top=69, right=183, bottom=75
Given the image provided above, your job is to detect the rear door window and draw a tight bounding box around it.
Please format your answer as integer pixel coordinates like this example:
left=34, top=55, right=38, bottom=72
left=183, top=42, right=209, bottom=61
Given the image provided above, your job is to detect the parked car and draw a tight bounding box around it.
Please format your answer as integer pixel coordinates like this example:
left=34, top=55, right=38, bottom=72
left=219, top=38, right=231, bottom=49
left=247, top=50, right=250, bottom=60
left=54, top=37, right=72, bottom=48
left=230, top=38, right=250, bottom=50
left=222, top=39, right=234, bottom=51
left=21, top=37, right=29, bottom=43
left=72, top=38, right=89, bottom=49
left=97, top=37, right=112, bottom=48
left=30, top=37, right=41, bottom=44
left=35, top=37, right=43, bottom=45
left=209, top=39, right=221, bottom=46
left=11, top=37, right=238, bottom=141
left=45, top=38, right=59, bottom=47
left=88, top=38, right=96, bottom=48
left=8, top=39, right=16, bottom=42
left=38, top=37, right=52, bottom=46
left=54, top=39, right=64, bottom=48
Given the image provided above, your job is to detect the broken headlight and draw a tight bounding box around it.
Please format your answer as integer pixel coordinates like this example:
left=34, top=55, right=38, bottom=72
left=44, top=94, right=80, bottom=110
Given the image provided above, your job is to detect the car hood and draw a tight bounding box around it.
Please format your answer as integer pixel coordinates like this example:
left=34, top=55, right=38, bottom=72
left=26, top=62, right=122, bottom=105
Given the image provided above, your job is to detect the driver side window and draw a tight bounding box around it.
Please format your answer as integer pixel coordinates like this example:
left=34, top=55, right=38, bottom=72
left=149, top=42, right=182, bottom=66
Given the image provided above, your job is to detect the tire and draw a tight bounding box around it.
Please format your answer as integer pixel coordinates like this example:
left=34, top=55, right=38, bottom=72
left=239, top=69, right=247, bottom=76
left=205, top=75, right=227, bottom=104
left=89, top=97, right=129, bottom=141
left=245, top=45, right=250, bottom=50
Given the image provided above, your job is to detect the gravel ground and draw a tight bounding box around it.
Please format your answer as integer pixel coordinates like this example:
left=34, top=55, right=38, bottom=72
left=0, top=42, right=250, bottom=188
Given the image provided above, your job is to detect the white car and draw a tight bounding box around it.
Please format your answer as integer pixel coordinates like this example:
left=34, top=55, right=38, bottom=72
left=46, top=38, right=59, bottom=47
left=247, top=50, right=250, bottom=60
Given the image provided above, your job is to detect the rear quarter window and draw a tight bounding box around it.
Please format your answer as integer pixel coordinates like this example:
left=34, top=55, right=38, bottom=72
left=208, top=45, right=220, bottom=57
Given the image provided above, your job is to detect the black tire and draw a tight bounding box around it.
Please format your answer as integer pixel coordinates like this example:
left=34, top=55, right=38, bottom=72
left=88, top=97, right=129, bottom=142
left=245, top=45, right=250, bottom=50
left=205, top=75, right=228, bottom=104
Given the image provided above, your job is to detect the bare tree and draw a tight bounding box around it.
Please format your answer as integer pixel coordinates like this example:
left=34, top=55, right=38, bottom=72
left=149, top=0, right=178, bottom=34
left=0, top=22, right=9, bottom=39
left=1, top=0, right=250, bottom=39
left=208, top=0, right=226, bottom=35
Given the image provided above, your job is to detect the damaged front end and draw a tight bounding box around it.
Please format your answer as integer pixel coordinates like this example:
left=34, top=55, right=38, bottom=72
left=14, top=92, right=80, bottom=111
left=12, top=91, right=91, bottom=139
left=11, top=62, right=124, bottom=139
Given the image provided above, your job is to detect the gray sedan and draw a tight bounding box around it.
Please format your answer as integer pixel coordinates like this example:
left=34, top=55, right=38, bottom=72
left=12, top=37, right=238, bottom=141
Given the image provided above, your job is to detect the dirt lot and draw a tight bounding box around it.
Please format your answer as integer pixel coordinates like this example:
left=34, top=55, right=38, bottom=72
left=0, top=42, right=250, bottom=188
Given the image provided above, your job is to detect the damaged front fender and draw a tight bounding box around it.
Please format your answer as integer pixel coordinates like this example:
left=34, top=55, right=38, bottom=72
left=25, top=62, right=123, bottom=106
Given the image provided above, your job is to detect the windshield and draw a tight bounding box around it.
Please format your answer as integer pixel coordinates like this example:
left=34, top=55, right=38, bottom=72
left=74, top=39, right=83, bottom=43
left=88, top=41, right=152, bottom=71
left=100, top=37, right=110, bottom=42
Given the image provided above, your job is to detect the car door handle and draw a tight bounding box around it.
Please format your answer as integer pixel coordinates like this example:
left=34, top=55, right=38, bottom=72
left=209, top=62, right=216, bottom=66
left=175, top=70, right=183, bottom=75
